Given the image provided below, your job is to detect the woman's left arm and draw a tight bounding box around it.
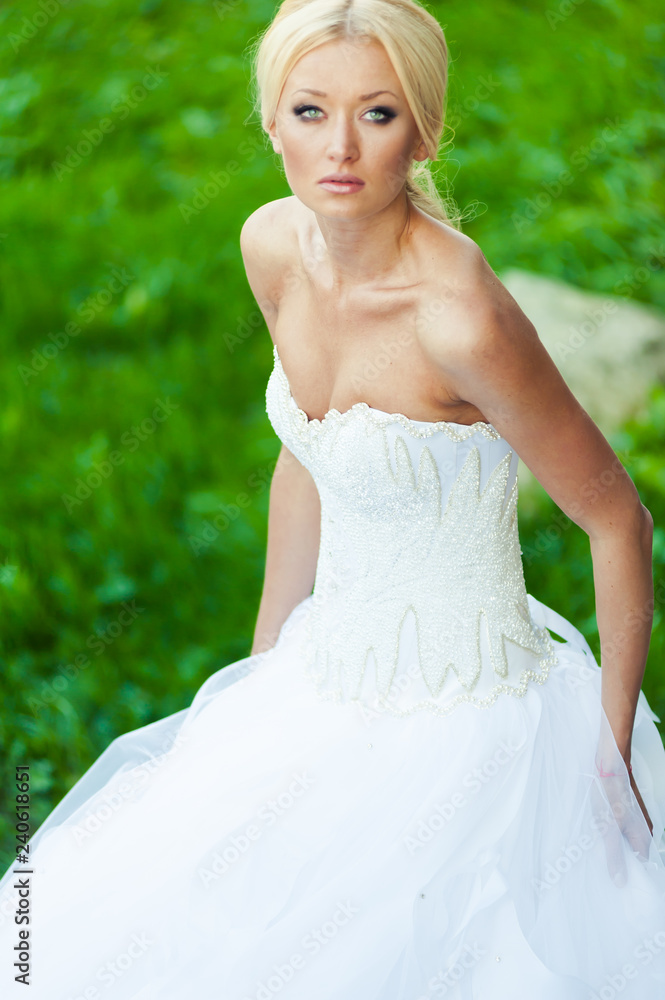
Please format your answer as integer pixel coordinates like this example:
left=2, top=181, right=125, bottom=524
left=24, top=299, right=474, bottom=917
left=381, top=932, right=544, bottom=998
left=423, top=252, right=654, bottom=768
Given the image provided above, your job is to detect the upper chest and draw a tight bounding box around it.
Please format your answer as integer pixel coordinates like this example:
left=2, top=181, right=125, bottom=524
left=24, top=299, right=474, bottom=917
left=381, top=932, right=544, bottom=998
left=261, top=201, right=488, bottom=424
left=270, top=261, right=483, bottom=424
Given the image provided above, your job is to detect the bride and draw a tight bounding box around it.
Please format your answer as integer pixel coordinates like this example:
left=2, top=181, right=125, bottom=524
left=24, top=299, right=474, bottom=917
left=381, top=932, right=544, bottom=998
left=2, top=1, right=665, bottom=997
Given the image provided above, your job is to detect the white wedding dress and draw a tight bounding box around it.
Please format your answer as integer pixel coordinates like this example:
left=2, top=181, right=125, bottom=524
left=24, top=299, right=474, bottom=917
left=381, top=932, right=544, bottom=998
left=3, top=341, right=665, bottom=999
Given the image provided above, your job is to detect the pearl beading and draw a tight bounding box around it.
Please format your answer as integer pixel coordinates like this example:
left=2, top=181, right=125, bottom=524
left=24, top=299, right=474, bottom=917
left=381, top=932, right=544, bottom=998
left=299, top=644, right=559, bottom=720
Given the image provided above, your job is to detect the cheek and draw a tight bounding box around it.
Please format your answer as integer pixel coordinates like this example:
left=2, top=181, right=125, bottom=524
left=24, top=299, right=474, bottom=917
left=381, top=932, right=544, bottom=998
left=366, top=123, right=415, bottom=160
left=377, top=137, right=416, bottom=177
left=281, top=126, right=319, bottom=165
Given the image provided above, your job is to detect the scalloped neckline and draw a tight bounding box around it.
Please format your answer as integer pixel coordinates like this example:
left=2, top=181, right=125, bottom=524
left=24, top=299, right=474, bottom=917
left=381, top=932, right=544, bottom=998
left=272, top=342, right=500, bottom=437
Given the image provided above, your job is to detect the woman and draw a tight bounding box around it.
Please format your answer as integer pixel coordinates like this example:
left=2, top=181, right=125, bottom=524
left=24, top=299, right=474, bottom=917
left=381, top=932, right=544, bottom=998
left=2, top=1, right=665, bottom=997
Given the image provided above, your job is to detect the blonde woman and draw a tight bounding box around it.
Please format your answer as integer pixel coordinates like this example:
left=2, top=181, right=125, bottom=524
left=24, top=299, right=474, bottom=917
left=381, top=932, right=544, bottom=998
left=2, top=2, right=665, bottom=997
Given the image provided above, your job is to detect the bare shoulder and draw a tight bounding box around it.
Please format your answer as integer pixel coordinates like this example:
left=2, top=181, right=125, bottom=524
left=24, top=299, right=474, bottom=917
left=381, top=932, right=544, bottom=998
left=415, top=224, right=645, bottom=536
left=416, top=223, right=558, bottom=419
left=240, top=195, right=297, bottom=250
left=416, top=223, right=535, bottom=365
left=240, top=196, right=299, bottom=314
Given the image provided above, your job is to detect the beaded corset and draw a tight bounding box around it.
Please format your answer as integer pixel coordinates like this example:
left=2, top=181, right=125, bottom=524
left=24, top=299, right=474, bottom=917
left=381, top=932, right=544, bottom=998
left=265, top=343, right=558, bottom=719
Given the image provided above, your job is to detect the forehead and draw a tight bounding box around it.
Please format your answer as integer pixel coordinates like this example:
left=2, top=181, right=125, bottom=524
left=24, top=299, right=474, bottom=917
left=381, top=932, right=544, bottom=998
left=284, top=37, right=402, bottom=96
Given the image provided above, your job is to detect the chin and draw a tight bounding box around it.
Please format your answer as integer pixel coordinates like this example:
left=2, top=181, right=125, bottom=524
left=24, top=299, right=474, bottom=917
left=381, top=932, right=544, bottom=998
left=313, top=189, right=395, bottom=217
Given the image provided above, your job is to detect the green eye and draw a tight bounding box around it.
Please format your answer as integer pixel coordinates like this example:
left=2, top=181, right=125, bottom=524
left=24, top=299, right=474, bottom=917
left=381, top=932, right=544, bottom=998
left=365, top=107, right=397, bottom=123
left=293, top=105, right=323, bottom=120
left=292, top=104, right=397, bottom=123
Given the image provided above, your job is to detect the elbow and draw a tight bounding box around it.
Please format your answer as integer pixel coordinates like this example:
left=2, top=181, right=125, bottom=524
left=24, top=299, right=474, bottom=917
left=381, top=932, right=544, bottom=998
left=638, top=502, right=654, bottom=550
left=587, top=497, right=653, bottom=551
left=623, top=499, right=653, bottom=554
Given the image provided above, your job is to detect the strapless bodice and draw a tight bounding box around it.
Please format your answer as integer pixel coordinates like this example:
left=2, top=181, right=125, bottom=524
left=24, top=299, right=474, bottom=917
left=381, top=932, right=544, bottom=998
left=265, top=343, right=557, bottom=718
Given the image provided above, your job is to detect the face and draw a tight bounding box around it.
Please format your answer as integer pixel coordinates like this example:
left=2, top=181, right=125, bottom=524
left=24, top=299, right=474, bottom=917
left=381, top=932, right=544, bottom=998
left=268, top=37, right=428, bottom=219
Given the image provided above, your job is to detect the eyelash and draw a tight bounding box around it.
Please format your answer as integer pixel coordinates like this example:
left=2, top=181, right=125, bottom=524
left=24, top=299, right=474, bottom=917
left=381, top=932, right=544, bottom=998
left=292, top=104, right=397, bottom=124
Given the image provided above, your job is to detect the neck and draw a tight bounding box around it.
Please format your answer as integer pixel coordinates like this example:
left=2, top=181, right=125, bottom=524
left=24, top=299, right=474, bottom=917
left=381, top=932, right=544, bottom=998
left=311, top=190, right=417, bottom=291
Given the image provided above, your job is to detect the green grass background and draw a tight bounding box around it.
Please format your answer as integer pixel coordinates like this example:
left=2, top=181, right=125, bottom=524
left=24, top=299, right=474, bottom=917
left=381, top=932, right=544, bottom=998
left=0, top=0, right=664, bottom=869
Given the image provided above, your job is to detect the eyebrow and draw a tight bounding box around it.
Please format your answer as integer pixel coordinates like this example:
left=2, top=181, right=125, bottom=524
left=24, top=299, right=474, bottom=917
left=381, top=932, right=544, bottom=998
left=291, top=88, right=398, bottom=100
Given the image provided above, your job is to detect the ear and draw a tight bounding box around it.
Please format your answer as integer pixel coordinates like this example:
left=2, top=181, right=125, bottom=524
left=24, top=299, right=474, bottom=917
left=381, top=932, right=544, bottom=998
left=412, top=135, right=429, bottom=163
left=267, top=119, right=282, bottom=155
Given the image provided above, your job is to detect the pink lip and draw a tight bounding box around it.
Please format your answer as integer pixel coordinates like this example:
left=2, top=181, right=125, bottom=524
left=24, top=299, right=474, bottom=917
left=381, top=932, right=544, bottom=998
left=319, top=174, right=364, bottom=184
left=318, top=176, right=365, bottom=194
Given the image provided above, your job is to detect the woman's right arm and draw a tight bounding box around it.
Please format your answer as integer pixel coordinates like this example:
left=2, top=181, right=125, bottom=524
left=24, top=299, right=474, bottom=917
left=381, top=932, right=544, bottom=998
left=251, top=443, right=321, bottom=654
left=239, top=203, right=321, bottom=655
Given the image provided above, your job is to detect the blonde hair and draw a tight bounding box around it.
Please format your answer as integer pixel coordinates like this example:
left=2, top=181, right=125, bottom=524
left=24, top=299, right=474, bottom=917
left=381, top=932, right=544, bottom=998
left=247, top=0, right=463, bottom=229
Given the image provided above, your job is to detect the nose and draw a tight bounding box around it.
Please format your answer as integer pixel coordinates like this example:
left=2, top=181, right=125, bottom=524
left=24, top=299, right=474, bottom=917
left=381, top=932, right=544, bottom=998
left=325, top=114, right=359, bottom=163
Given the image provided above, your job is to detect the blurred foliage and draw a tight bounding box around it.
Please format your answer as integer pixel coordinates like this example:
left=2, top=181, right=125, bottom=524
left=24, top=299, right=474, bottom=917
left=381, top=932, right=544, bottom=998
left=0, top=0, right=663, bottom=869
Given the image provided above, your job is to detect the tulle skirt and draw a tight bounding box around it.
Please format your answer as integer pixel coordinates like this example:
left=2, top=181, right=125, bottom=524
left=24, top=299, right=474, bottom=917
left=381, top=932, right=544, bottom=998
left=2, top=594, right=665, bottom=999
